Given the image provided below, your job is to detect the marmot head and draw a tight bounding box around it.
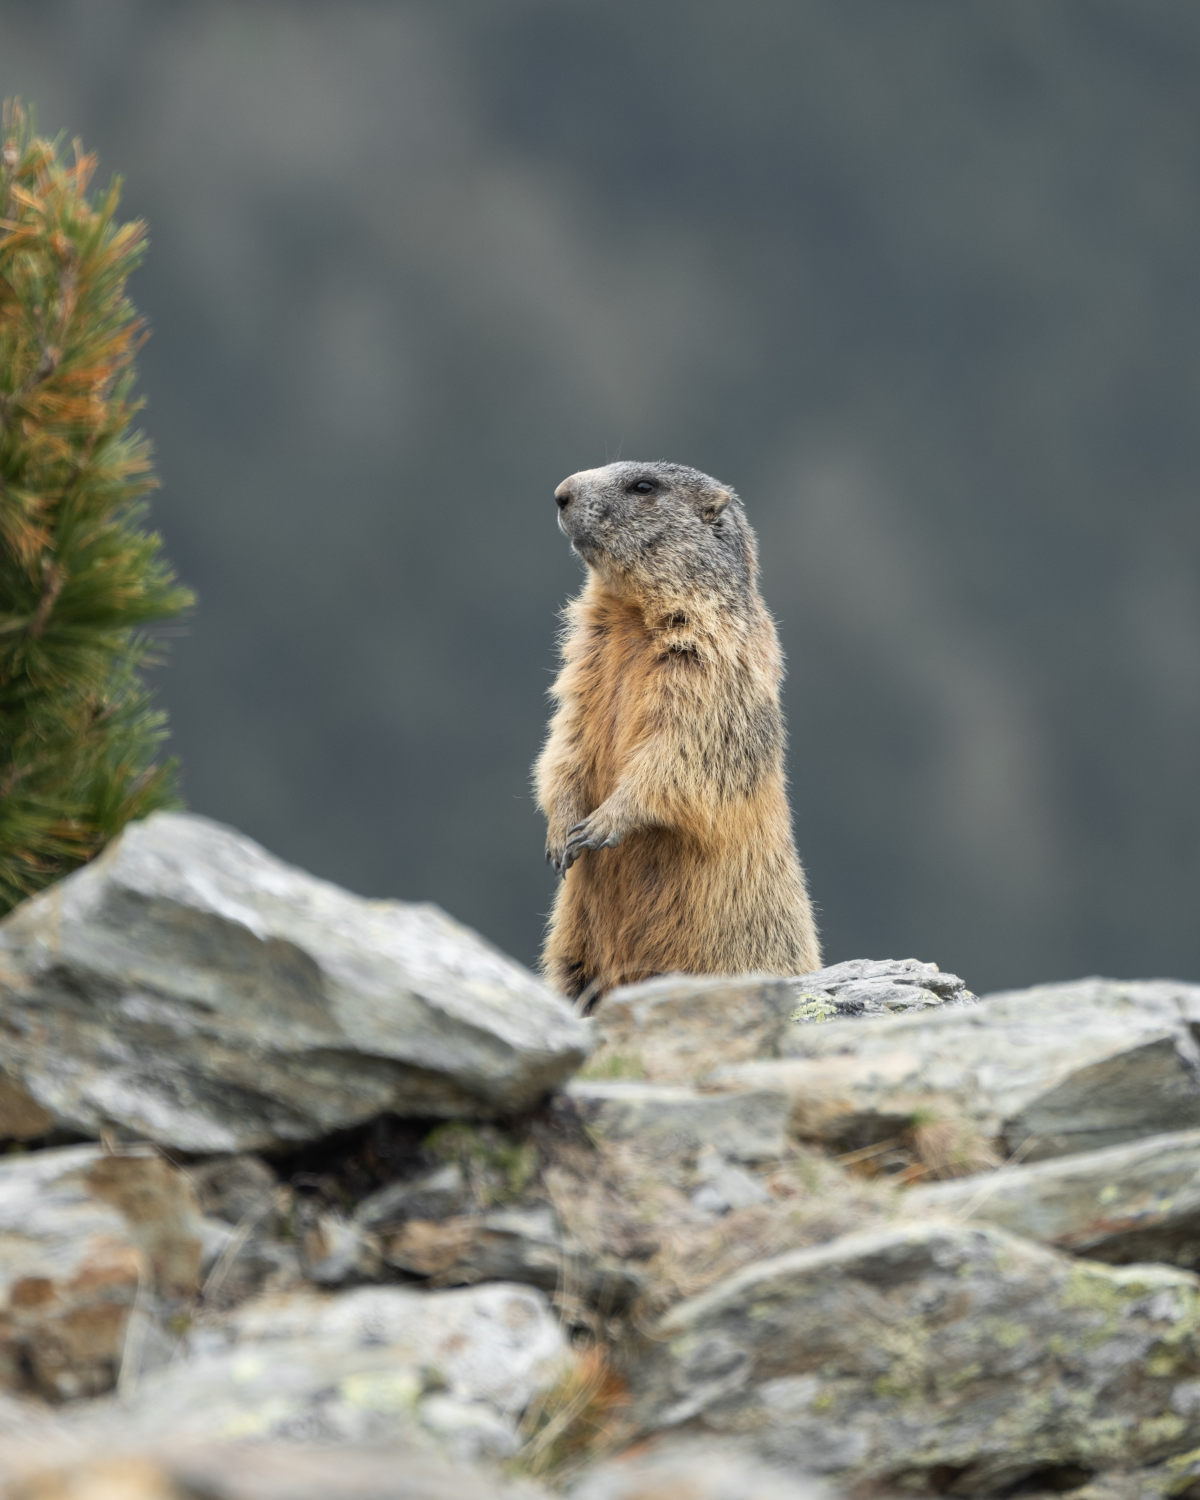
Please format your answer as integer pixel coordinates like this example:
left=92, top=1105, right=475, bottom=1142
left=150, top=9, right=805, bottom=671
left=553, top=461, right=757, bottom=601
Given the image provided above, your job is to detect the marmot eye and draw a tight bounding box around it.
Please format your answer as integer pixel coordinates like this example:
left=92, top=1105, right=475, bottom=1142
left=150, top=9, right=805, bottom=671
left=629, top=479, right=657, bottom=495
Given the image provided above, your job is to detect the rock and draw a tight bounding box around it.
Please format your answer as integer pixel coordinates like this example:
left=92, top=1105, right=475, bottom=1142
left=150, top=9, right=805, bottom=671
left=188, top=1154, right=303, bottom=1306
left=715, top=977, right=1200, bottom=1161
left=905, top=1127, right=1200, bottom=1268
left=586, top=959, right=970, bottom=1084
left=640, top=1219, right=1200, bottom=1494
left=569, top=1436, right=829, bottom=1500
left=197, top=1217, right=303, bottom=1310
left=91, top=1281, right=574, bottom=1457
left=0, top=813, right=590, bottom=1150
left=188, top=1155, right=282, bottom=1226
left=356, top=1162, right=471, bottom=1229
left=0, top=1440, right=554, bottom=1499
left=783, top=957, right=975, bottom=1027
left=297, top=1211, right=380, bottom=1286
left=379, top=1205, right=642, bottom=1310
left=0, top=1145, right=202, bottom=1401
left=1018, top=1475, right=1175, bottom=1500
left=566, top=1080, right=790, bottom=1164
left=416, top=1391, right=523, bottom=1464
left=689, top=1147, right=771, bottom=1217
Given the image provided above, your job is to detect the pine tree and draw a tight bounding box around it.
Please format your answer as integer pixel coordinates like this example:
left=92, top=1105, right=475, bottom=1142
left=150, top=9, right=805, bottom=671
left=0, top=100, right=193, bottom=915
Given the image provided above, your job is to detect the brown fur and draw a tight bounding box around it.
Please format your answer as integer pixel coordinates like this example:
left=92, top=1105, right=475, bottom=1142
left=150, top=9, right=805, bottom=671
left=534, top=461, right=820, bottom=1003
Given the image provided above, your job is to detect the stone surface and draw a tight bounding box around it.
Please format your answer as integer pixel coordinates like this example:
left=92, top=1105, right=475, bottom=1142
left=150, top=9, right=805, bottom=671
left=0, top=1145, right=202, bottom=1401
left=0, top=813, right=590, bottom=1150
left=715, top=977, right=1200, bottom=1160
left=379, top=1204, right=642, bottom=1309
left=566, top=1080, right=790, bottom=1163
left=586, top=959, right=971, bottom=1084
left=905, top=1127, right=1200, bottom=1268
left=297, top=1211, right=381, bottom=1285
left=99, top=1281, right=572, bottom=1461
left=641, top=1219, right=1200, bottom=1494
left=4, top=815, right=1198, bottom=1500
left=189, top=1154, right=302, bottom=1307
left=782, top=957, right=975, bottom=1028
left=189, top=1155, right=282, bottom=1227
left=355, top=1163, right=471, bottom=1229
left=689, top=1147, right=771, bottom=1217
left=0, top=1441, right=553, bottom=1499
left=569, top=1436, right=829, bottom=1500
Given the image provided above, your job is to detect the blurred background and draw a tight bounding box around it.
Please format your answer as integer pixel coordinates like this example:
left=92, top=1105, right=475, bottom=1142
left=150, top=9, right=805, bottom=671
left=4, top=0, right=1198, bottom=995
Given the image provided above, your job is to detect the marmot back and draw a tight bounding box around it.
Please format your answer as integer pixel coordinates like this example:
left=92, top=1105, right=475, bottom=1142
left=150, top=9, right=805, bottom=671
left=534, top=460, right=820, bottom=1004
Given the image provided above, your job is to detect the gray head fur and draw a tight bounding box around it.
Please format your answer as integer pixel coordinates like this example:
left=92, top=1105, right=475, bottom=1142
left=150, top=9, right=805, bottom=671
left=553, top=461, right=758, bottom=602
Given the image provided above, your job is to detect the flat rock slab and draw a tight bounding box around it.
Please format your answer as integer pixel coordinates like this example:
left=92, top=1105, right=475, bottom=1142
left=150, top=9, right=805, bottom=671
left=905, top=1127, right=1200, bottom=1268
left=782, top=957, right=974, bottom=1026
left=0, top=813, right=589, bottom=1150
left=0, top=1144, right=202, bottom=1401
left=588, top=959, right=971, bottom=1084
left=566, top=1080, right=791, bottom=1163
left=715, top=978, right=1200, bottom=1160
left=0, top=1439, right=553, bottom=1500
left=569, top=1437, right=829, bottom=1500
left=81, top=1282, right=572, bottom=1464
left=373, top=1204, right=642, bottom=1309
left=641, top=1219, right=1200, bottom=1494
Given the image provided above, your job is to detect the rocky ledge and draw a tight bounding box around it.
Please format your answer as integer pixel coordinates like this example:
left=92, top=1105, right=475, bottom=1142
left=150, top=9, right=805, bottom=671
left=0, top=811, right=1198, bottom=1499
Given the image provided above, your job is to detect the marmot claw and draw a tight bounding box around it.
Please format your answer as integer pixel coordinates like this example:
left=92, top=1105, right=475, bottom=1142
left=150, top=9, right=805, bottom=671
left=560, top=814, right=623, bottom=873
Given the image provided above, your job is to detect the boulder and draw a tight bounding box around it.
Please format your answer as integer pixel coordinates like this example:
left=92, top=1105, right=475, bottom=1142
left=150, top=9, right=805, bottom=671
left=189, top=1156, right=303, bottom=1308
left=566, top=1080, right=791, bottom=1164
left=715, top=978, right=1200, bottom=1161
left=0, top=1144, right=202, bottom=1400
left=378, top=1204, right=641, bottom=1308
left=569, top=1436, right=829, bottom=1499
left=102, top=1281, right=572, bottom=1463
left=905, top=1127, right=1200, bottom=1268
left=586, top=959, right=971, bottom=1084
left=640, top=1219, right=1200, bottom=1494
left=0, top=1440, right=553, bottom=1499
left=0, top=813, right=590, bottom=1151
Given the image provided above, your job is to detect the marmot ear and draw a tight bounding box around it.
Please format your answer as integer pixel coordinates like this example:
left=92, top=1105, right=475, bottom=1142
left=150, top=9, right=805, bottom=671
left=701, top=489, right=731, bottom=525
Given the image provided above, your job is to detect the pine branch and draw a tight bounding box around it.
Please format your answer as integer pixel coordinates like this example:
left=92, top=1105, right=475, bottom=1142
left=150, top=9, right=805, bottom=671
left=0, top=99, right=194, bottom=914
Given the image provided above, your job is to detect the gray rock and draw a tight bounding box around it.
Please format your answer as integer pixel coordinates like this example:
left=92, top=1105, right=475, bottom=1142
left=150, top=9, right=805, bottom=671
left=0, top=1439, right=554, bottom=1499
left=569, top=1436, right=829, bottom=1500
left=690, top=1147, right=771, bottom=1218
left=189, top=1154, right=304, bottom=1307
left=355, top=1163, right=470, bottom=1229
left=298, top=1211, right=380, bottom=1286
left=566, top=1080, right=790, bottom=1163
left=0, top=813, right=590, bottom=1150
left=197, top=1217, right=304, bottom=1310
left=108, top=1282, right=573, bottom=1452
left=905, top=1127, right=1200, bottom=1267
left=715, top=977, right=1200, bottom=1161
left=0, top=1144, right=203, bottom=1400
left=379, top=1204, right=642, bottom=1309
left=188, top=1155, right=282, bottom=1226
left=783, top=957, right=975, bottom=1028
left=417, top=1392, right=522, bottom=1464
left=641, top=1220, right=1200, bottom=1494
left=587, top=959, right=969, bottom=1084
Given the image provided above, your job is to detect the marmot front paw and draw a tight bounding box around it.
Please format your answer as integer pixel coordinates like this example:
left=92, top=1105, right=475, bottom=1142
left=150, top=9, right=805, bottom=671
left=560, top=809, right=626, bottom=874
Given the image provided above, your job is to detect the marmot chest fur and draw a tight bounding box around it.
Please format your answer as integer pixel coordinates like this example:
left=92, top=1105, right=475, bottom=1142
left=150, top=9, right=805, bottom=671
left=534, top=460, right=820, bottom=1003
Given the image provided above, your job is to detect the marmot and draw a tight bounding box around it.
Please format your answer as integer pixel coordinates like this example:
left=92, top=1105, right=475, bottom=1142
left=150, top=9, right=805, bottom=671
left=534, top=460, right=820, bottom=1003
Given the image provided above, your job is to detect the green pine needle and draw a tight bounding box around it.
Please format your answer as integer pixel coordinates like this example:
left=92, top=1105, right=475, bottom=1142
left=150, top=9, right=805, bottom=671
left=0, top=99, right=194, bottom=914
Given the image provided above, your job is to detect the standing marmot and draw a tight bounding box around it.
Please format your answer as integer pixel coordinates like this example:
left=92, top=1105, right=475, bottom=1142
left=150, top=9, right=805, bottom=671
left=534, top=460, right=820, bottom=1003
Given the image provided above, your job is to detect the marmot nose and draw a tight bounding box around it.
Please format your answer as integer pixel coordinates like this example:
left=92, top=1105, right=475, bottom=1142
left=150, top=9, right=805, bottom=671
left=555, top=481, right=574, bottom=510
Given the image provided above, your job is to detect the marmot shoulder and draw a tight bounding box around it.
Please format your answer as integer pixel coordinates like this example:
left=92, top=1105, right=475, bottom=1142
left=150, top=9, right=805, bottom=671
left=533, top=460, right=820, bottom=1005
